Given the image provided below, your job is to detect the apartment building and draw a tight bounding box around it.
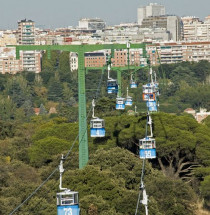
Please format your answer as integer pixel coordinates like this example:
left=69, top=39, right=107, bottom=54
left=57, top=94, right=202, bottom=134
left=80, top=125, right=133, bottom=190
left=0, top=31, right=17, bottom=46
left=78, top=18, right=106, bottom=30
left=18, top=19, right=41, bottom=73
left=69, top=52, right=78, bottom=71
left=147, top=41, right=210, bottom=65
left=0, top=47, right=23, bottom=74
left=141, top=15, right=182, bottom=41
left=84, top=52, right=106, bottom=67
left=182, top=16, right=210, bottom=41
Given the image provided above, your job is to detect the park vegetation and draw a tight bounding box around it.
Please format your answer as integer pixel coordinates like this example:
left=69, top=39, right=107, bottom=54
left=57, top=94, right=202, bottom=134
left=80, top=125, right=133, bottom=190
left=0, top=51, right=210, bottom=214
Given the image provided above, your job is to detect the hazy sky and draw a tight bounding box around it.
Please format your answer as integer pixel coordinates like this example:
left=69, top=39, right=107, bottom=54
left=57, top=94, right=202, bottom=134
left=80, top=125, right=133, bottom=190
left=1, top=0, right=209, bottom=29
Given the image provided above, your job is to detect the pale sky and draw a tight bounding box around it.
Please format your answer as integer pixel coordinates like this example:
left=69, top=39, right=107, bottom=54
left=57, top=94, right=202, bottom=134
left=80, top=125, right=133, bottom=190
left=1, top=0, right=209, bottom=29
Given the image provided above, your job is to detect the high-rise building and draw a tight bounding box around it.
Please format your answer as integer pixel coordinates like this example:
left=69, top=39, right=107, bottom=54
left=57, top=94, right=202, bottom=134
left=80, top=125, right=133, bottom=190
left=141, top=15, right=181, bottom=41
left=137, top=3, right=165, bottom=25
left=17, top=19, right=41, bottom=73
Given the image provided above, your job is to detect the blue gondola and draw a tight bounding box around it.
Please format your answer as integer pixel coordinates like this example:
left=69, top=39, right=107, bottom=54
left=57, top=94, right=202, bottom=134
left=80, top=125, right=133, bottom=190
left=57, top=190, right=80, bottom=215
left=116, top=97, right=125, bottom=110
left=125, top=96, right=133, bottom=106
left=130, top=81, right=137, bottom=88
left=107, top=79, right=118, bottom=94
left=90, top=118, right=105, bottom=137
left=139, top=137, right=156, bottom=159
left=146, top=100, right=157, bottom=112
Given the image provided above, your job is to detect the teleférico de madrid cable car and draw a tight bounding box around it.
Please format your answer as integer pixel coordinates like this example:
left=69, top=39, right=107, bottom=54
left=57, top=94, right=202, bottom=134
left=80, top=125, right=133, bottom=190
left=90, top=99, right=105, bottom=137
left=57, top=190, right=80, bottom=215
left=125, top=96, right=133, bottom=106
left=107, top=79, right=118, bottom=94
left=146, top=100, right=158, bottom=112
left=125, top=87, right=133, bottom=106
left=116, top=97, right=125, bottom=110
left=142, top=83, right=156, bottom=101
left=57, top=155, right=80, bottom=215
left=107, top=64, right=118, bottom=94
left=139, top=137, right=156, bottom=159
left=130, top=81, right=138, bottom=88
left=90, top=118, right=105, bottom=137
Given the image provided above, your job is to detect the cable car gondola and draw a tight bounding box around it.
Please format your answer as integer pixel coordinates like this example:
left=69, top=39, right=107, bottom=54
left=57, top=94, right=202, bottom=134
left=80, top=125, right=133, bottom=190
left=107, top=79, right=118, bottom=94
left=139, top=137, right=156, bottom=159
left=90, top=99, right=105, bottom=137
left=116, top=97, right=125, bottom=110
left=107, top=64, right=118, bottom=94
left=130, top=81, right=137, bottom=88
left=146, top=100, right=157, bottom=112
left=142, top=83, right=156, bottom=101
left=57, top=155, right=80, bottom=215
left=125, top=87, right=133, bottom=106
left=57, top=190, right=80, bottom=215
left=90, top=118, right=105, bottom=137
left=125, top=96, right=133, bottom=106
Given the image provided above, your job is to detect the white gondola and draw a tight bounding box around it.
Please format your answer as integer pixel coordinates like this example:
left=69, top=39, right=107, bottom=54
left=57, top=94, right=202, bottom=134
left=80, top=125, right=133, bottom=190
left=116, top=97, right=125, bottom=110
left=142, top=83, right=156, bottom=101
left=90, top=99, right=105, bottom=137
left=90, top=118, right=105, bottom=137
left=139, top=137, right=156, bottom=159
left=57, top=155, right=80, bottom=215
left=125, top=87, right=133, bottom=106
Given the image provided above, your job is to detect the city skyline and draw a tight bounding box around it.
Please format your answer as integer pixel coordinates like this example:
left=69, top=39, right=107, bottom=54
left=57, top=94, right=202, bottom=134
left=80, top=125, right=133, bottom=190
left=1, top=0, right=209, bottom=29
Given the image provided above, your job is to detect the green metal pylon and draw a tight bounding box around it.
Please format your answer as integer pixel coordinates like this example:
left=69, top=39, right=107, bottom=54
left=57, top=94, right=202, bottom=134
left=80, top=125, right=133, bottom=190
left=12, top=43, right=146, bottom=170
left=78, top=46, right=88, bottom=169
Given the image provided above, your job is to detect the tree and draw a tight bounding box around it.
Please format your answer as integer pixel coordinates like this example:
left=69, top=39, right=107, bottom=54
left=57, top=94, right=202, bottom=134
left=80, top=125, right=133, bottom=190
left=47, top=74, right=63, bottom=102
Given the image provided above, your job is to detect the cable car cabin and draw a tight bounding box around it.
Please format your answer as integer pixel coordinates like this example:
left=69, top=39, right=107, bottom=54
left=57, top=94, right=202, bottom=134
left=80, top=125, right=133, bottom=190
left=130, top=81, right=137, bottom=88
left=154, top=83, right=160, bottom=96
left=142, top=83, right=156, bottom=94
left=146, top=100, right=157, bottom=112
left=57, top=190, right=80, bottom=215
left=90, top=118, right=105, bottom=137
left=142, top=93, right=156, bottom=101
left=125, top=96, right=133, bottom=106
left=116, top=97, right=125, bottom=110
left=139, top=137, right=156, bottom=159
left=107, top=79, right=118, bottom=94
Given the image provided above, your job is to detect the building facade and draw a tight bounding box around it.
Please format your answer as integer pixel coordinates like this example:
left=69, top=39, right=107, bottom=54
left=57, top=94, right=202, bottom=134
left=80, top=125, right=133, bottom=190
left=17, top=19, right=41, bottom=73
left=78, top=18, right=106, bottom=30
left=137, top=3, right=165, bottom=25
left=0, top=47, right=23, bottom=74
left=147, top=41, right=210, bottom=65
left=141, top=15, right=182, bottom=41
left=182, top=16, right=210, bottom=41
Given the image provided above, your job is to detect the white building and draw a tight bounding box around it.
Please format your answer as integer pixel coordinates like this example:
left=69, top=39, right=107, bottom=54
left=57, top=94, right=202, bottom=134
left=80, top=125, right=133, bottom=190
left=137, top=3, right=165, bottom=25
left=69, top=52, right=78, bottom=71
left=182, top=16, right=210, bottom=41
left=78, top=18, right=106, bottom=30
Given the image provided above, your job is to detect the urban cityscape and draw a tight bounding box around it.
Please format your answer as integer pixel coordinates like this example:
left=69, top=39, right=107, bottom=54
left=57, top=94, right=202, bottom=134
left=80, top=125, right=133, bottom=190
left=0, top=3, right=210, bottom=74
left=1, top=2, right=210, bottom=215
